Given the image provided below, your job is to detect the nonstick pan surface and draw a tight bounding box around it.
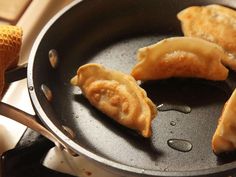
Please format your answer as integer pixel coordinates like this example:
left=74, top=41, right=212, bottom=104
left=27, top=0, right=236, bottom=176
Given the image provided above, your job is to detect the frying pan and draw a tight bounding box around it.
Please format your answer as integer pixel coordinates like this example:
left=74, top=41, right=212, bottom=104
left=2, top=0, right=236, bottom=176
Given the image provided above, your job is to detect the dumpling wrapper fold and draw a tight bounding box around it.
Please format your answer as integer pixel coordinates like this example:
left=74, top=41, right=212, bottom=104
left=212, top=89, right=236, bottom=154
left=177, top=4, right=236, bottom=71
left=71, top=63, right=157, bottom=137
left=131, top=37, right=229, bottom=81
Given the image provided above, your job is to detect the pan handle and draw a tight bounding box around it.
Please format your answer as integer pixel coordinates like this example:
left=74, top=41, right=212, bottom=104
left=0, top=101, right=77, bottom=156
left=5, top=63, right=28, bottom=83
left=3, top=64, right=77, bottom=156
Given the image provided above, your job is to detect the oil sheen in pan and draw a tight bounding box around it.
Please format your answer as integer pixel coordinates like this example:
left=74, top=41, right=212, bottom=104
left=167, top=139, right=193, bottom=152
left=157, top=103, right=192, bottom=152
left=157, top=103, right=191, bottom=114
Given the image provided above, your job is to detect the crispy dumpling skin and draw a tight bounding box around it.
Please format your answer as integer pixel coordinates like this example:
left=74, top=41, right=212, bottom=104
left=177, top=4, right=236, bottom=70
left=71, top=63, right=157, bottom=137
left=212, top=89, right=236, bottom=154
left=131, top=37, right=229, bottom=81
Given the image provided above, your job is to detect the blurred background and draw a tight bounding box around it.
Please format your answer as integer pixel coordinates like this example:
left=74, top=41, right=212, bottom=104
left=0, top=1, right=122, bottom=177
left=0, top=0, right=72, bottom=155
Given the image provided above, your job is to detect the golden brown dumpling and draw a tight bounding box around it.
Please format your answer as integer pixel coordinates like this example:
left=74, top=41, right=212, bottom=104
left=71, top=63, right=157, bottom=137
left=177, top=4, right=236, bottom=70
left=131, top=37, right=229, bottom=81
left=212, top=89, right=236, bottom=154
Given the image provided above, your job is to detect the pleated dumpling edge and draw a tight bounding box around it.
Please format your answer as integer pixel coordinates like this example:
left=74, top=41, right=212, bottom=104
left=131, top=37, right=229, bottom=81
left=71, top=63, right=157, bottom=138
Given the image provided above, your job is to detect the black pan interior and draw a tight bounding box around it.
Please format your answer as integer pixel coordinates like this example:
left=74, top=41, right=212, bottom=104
left=28, top=0, right=236, bottom=176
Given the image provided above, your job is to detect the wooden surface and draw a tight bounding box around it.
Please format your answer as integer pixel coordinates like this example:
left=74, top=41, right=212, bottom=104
left=0, top=0, right=32, bottom=23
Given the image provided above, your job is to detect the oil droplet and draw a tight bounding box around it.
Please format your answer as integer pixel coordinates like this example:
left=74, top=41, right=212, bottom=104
left=41, top=84, right=53, bottom=101
left=170, top=121, right=176, bottom=126
left=62, top=125, right=75, bottom=139
left=49, top=49, right=58, bottom=68
left=157, top=103, right=191, bottom=114
left=167, top=139, right=193, bottom=152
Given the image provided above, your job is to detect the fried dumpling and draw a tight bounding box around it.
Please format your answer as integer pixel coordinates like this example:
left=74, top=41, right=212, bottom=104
left=177, top=4, right=236, bottom=70
left=71, top=63, right=157, bottom=137
left=212, top=89, right=236, bottom=154
left=131, top=37, right=229, bottom=81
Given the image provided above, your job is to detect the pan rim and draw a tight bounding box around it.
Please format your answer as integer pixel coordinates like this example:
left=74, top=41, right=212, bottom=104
left=27, top=0, right=236, bottom=176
